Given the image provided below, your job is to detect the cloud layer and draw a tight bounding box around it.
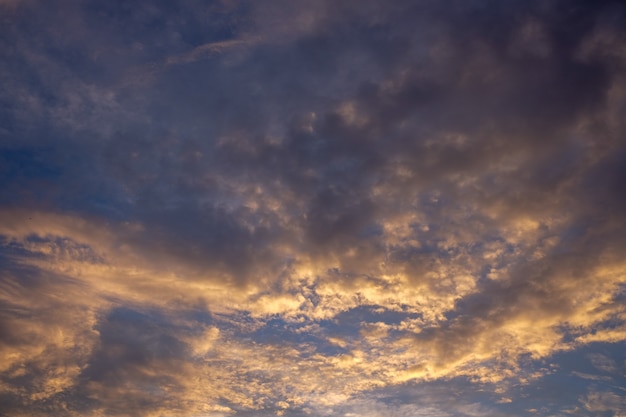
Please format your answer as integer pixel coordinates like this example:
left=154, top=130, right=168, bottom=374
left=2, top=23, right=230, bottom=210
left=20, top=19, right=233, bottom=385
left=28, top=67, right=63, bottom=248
left=1, top=0, right=626, bottom=416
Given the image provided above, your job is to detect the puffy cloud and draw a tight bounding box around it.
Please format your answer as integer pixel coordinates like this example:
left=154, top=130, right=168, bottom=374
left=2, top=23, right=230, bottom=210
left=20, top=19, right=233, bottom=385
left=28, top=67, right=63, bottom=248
left=2, top=0, right=626, bottom=416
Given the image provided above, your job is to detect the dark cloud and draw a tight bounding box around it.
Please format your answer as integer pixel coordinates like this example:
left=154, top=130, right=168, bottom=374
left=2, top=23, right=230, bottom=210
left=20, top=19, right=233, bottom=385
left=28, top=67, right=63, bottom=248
left=2, top=0, right=626, bottom=415
left=76, top=308, right=190, bottom=416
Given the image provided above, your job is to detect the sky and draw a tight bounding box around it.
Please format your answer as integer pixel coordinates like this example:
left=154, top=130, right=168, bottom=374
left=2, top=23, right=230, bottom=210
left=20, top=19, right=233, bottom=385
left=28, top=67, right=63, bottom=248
left=1, top=0, right=626, bottom=416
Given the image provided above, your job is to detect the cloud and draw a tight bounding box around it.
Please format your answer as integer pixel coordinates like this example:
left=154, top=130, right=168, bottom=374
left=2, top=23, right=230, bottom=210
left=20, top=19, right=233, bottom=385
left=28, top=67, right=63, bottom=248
left=581, top=390, right=626, bottom=414
left=165, top=38, right=262, bottom=67
left=1, top=0, right=626, bottom=416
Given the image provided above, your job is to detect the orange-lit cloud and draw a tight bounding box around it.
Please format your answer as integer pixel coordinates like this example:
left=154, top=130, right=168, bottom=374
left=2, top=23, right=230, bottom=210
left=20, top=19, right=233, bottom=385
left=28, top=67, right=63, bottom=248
left=2, top=1, right=626, bottom=416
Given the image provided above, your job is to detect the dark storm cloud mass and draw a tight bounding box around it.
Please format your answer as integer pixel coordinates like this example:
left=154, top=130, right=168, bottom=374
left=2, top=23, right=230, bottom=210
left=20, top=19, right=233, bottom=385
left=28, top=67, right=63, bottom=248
left=1, top=0, right=626, bottom=416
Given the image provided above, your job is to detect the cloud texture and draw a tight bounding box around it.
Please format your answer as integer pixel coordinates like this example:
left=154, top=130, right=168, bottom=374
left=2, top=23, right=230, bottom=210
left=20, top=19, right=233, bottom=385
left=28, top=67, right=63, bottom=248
left=1, top=0, right=626, bottom=416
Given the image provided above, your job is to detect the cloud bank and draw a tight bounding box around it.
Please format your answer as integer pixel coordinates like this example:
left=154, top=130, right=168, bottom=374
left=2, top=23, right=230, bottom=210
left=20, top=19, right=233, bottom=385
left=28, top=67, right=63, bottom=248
left=1, top=0, right=626, bottom=416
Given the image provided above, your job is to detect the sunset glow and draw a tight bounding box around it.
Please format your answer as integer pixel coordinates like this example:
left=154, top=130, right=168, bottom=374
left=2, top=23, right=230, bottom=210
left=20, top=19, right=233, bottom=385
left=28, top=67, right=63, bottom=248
left=1, top=1, right=626, bottom=416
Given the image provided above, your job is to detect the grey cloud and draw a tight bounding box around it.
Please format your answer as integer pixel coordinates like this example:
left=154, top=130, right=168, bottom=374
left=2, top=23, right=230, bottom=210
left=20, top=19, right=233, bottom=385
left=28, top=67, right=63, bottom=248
left=75, top=307, right=191, bottom=416
left=2, top=0, right=626, bottom=415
